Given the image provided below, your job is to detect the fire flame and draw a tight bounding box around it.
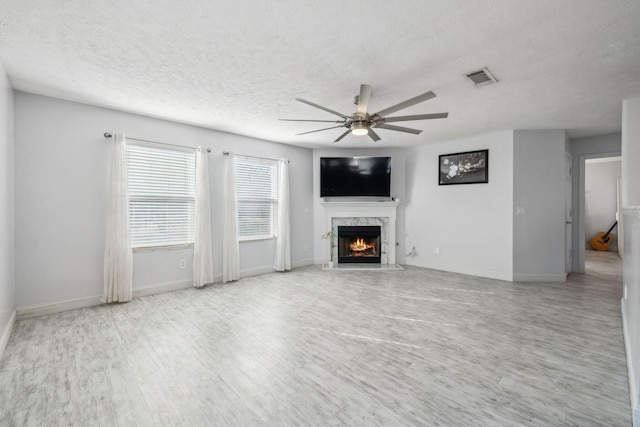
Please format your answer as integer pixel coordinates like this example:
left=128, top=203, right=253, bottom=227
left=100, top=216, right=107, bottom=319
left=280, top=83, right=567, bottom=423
left=349, top=237, right=376, bottom=254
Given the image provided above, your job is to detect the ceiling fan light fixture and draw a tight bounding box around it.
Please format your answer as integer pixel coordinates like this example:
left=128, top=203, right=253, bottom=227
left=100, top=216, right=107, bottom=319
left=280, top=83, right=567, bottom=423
left=351, top=122, right=369, bottom=136
left=283, top=84, right=448, bottom=142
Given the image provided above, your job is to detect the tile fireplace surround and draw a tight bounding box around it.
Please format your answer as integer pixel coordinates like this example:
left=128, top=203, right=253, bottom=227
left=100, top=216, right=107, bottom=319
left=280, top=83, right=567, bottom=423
left=321, top=200, right=399, bottom=266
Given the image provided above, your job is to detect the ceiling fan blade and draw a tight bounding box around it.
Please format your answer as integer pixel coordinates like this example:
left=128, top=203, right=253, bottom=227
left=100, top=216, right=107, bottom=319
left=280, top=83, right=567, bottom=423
left=296, top=98, right=350, bottom=119
left=297, top=125, right=345, bottom=136
left=376, top=124, right=423, bottom=134
left=367, top=128, right=381, bottom=142
left=334, top=130, right=351, bottom=143
left=356, top=84, right=372, bottom=116
left=280, top=119, right=344, bottom=123
left=380, top=112, right=449, bottom=123
left=373, top=91, right=437, bottom=118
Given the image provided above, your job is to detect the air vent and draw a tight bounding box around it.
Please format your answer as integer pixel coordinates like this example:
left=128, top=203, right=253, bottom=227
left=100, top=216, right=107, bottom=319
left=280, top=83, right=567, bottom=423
left=465, top=67, right=498, bottom=86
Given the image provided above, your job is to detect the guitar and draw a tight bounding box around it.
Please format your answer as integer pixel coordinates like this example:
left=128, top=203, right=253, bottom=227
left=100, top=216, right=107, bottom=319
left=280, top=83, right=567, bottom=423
left=589, top=221, right=617, bottom=251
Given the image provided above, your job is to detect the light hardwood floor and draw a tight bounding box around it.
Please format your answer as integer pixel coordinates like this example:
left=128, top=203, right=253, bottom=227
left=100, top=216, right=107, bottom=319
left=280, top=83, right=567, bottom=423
left=0, top=252, right=631, bottom=426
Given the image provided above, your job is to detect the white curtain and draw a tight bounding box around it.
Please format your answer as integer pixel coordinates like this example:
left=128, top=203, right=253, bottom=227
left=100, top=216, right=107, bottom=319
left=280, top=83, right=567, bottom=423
left=223, top=152, right=240, bottom=282
left=274, top=159, right=291, bottom=271
left=193, top=148, right=215, bottom=287
left=103, top=133, right=133, bottom=303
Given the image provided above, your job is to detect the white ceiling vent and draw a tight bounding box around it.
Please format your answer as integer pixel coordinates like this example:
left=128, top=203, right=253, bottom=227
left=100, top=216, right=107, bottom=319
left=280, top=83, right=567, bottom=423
left=465, top=67, right=498, bottom=86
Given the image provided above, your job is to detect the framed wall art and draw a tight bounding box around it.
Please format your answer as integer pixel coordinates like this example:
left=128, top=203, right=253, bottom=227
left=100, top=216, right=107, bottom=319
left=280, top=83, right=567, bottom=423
left=438, top=149, right=489, bottom=185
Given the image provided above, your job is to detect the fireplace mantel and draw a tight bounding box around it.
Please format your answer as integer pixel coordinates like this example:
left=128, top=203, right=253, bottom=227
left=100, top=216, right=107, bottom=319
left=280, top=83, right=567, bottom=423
left=320, top=200, right=400, bottom=215
left=321, top=200, right=399, bottom=265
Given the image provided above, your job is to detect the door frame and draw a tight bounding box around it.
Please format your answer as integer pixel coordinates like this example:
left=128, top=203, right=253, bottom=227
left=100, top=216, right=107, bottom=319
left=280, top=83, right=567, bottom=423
left=576, top=151, right=621, bottom=273
left=565, top=152, right=572, bottom=276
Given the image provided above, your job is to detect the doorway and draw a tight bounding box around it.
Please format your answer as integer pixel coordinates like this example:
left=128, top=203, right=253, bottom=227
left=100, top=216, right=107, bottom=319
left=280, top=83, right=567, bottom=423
left=578, top=155, right=622, bottom=272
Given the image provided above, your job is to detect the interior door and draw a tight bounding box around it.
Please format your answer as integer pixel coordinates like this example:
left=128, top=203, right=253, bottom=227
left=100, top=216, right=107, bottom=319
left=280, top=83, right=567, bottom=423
left=565, top=152, right=573, bottom=275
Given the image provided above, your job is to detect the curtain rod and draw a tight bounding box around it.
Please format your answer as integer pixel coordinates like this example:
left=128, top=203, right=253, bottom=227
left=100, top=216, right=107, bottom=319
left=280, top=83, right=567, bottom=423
left=104, top=133, right=211, bottom=153
left=222, top=151, right=290, bottom=163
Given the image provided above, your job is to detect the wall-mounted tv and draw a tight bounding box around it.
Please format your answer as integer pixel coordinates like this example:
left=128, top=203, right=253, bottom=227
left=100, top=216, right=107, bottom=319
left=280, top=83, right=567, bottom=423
left=320, top=156, right=392, bottom=197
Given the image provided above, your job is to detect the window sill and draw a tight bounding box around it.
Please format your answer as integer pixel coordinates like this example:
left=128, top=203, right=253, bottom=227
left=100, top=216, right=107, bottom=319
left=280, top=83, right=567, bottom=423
left=239, top=236, right=277, bottom=243
left=133, top=244, right=194, bottom=253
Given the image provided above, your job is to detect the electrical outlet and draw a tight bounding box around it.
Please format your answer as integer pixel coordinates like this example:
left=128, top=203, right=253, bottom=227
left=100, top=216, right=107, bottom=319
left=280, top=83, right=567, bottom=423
left=304, top=244, right=310, bottom=252
left=180, top=259, right=186, bottom=269
left=435, top=247, right=440, bottom=255
left=516, top=206, right=525, bottom=216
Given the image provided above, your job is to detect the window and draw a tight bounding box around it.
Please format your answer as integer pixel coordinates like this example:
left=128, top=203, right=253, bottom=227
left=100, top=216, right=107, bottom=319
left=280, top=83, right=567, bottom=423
left=126, top=144, right=196, bottom=248
left=235, top=155, right=278, bottom=240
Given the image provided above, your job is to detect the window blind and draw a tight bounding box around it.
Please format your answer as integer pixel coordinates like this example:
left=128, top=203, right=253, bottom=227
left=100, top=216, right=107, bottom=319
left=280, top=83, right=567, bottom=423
left=126, top=144, right=196, bottom=248
left=235, top=156, right=278, bottom=240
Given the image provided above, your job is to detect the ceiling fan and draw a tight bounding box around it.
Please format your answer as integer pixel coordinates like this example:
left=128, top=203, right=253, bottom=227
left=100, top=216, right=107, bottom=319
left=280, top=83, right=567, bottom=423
left=280, top=84, right=448, bottom=142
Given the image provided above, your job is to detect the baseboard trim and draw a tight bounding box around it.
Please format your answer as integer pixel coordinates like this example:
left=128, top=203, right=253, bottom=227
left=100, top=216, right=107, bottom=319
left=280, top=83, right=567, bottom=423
left=405, top=261, right=513, bottom=282
left=512, top=273, right=567, bottom=283
left=622, top=302, right=640, bottom=426
left=133, top=280, right=193, bottom=298
left=15, top=263, right=317, bottom=320
left=0, top=310, right=16, bottom=360
left=292, top=258, right=315, bottom=269
left=239, top=259, right=315, bottom=279
left=17, top=279, right=195, bottom=320
left=17, top=295, right=103, bottom=320
left=241, top=265, right=276, bottom=278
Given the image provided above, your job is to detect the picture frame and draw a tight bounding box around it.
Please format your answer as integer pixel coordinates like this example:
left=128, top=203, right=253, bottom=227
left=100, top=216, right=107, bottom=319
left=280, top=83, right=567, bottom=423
left=438, top=149, right=489, bottom=185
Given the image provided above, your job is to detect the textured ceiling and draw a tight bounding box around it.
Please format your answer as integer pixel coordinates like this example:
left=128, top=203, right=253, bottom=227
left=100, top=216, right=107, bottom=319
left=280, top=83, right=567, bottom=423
left=1, top=0, right=640, bottom=148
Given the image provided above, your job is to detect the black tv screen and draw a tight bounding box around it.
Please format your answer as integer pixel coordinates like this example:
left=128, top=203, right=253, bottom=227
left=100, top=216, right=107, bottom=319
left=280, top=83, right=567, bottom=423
left=320, top=156, right=391, bottom=197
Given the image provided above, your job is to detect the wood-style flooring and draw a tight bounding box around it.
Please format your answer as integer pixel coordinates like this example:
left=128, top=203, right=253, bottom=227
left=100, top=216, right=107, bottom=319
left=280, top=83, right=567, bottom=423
left=0, top=251, right=631, bottom=426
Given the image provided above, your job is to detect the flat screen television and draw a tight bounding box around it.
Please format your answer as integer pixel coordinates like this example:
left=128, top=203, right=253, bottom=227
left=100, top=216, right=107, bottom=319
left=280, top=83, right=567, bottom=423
left=320, top=156, right=392, bottom=197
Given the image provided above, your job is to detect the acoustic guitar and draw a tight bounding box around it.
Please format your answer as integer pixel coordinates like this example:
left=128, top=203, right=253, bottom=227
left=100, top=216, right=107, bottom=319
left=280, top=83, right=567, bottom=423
left=589, top=221, right=617, bottom=251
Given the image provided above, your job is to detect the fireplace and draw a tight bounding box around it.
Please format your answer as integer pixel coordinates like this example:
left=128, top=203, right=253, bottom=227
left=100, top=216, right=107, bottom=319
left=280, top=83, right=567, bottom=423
left=322, top=200, right=399, bottom=266
left=338, top=226, right=381, bottom=264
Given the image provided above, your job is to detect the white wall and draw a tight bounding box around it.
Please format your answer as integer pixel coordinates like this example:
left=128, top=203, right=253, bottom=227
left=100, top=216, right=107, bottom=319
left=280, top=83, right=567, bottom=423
left=0, top=63, right=15, bottom=356
left=512, top=130, right=568, bottom=282
left=404, top=131, right=514, bottom=281
left=623, top=99, right=640, bottom=208
left=584, top=159, right=621, bottom=250
left=621, top=96, right=640, bottom=425
left=312, top=147, right=407, bottom=265
left=14, top=92, right=314, bottom=310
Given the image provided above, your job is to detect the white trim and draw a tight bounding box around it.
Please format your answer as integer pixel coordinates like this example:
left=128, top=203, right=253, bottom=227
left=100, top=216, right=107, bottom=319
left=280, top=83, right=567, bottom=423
left=133, top=279, right=193, bottom=298
left=512, top=273, right=567, bottom=283
left=133, top=243, right=193, bottom=253
left=15, top=263, right=317, bottom=319
left=576, top=151, right=621, bottom=274
left=323, top=264, right=404, bottom=271
left=622, top=302, right=640, bottom=426
left=238, top=236, right=277, bottom=243
left=17, top=295, right=103, bottom=320
left=0, top=310, right=16, bottom=360
left=17, top=279, right=194, bottom=320
left=321, top=201, right=400, bottom=265
left=235, top=258, right=315, bottom=279
left=621, top=207, right=640, bottom=426
left=291, top=258, right=314, bottom=269
left=239, top=265, right=277, bottom=278
left=585, top=156, right=622, bottom=164
left=406, top=261, right=513, bottom=282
